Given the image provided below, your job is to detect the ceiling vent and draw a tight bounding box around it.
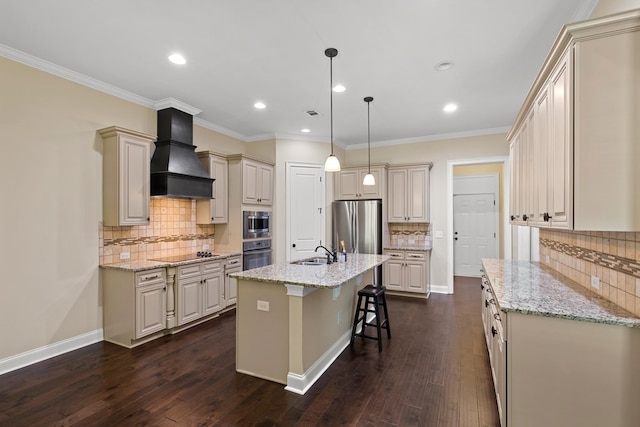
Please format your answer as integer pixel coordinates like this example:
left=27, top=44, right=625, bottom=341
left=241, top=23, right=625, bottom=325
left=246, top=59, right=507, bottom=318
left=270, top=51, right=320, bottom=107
left=305, top=110, right=319, bottom=117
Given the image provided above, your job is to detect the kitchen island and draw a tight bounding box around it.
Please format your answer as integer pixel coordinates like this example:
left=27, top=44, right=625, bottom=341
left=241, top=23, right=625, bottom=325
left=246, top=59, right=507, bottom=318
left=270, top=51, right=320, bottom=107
left=230, top=253, right=389, bottom=394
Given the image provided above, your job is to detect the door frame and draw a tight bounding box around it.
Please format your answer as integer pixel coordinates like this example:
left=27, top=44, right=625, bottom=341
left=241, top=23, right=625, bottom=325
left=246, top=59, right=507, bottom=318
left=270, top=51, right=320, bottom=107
left=453, top=173, right=500, bottom=276
left=445, top=156, right=510, bottom=294
left=285, top=162, right=325, bottom=263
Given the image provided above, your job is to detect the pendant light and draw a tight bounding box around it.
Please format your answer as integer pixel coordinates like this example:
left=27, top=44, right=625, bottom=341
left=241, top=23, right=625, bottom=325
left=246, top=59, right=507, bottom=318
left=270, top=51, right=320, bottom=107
left=362, top=96, right=375, bottom=186
left=324, top=48, right=341, bottom=172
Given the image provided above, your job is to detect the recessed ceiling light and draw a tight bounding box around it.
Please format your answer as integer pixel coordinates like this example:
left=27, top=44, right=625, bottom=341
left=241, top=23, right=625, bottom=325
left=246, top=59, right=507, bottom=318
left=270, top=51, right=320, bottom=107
left=332, top=84, right=346, bottom=93
left=254, top=102, right=266, bottom=109
left=301, top=128, right=310, bottom=133
left=168, top=53, right=186, bottom=65
left=444, top=103, right=458, bottom=113
left=434, top=61, right=454, bottom=71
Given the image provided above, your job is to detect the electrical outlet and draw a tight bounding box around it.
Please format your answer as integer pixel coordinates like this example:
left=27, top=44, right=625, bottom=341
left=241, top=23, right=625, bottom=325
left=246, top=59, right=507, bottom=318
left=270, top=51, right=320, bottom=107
left=435, top=230, right=444, bottom=239
left=546, top=255, right=550, bottom=264
left=591, top=275, right=600, bottom=290
left=203, top=244, right=210, bottom=250
left=257, top=300, right=270, bottom=311
left=119, top=252, right=130, bottom=260
left=408, top=239, right=416, bottom=244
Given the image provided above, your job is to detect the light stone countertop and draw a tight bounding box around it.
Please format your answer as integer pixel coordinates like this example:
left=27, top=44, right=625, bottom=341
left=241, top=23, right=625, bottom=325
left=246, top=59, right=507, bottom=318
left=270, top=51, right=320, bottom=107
left=482, top=258, right=640, bottom=328
left=384, top=245, right=431, bottom=252
left=230, top=253, right=390, bottom=289
left=100, top=251, right=242, bottom=272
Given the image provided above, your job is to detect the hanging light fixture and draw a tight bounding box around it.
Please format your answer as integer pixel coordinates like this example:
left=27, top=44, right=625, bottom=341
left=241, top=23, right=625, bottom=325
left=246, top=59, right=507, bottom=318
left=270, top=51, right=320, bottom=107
left=362, top=96, right=375, bottom=186
left=324, top=48, right=341, bottom=172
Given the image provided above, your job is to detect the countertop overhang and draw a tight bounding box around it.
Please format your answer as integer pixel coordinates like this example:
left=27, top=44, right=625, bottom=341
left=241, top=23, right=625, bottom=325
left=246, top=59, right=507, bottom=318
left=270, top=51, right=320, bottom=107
left=230, top=253, right=390, bottom=289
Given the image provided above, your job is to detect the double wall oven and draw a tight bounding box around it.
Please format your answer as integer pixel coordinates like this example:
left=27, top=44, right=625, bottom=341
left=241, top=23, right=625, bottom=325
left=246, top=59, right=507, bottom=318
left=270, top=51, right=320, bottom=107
left=242, top=210, right=272, bottom=271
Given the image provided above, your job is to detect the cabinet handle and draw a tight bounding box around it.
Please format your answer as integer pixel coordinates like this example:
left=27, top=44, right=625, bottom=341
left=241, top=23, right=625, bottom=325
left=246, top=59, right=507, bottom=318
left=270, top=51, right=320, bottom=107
left=543, top=212, right=552, bottom=222
left=163, top=287, right=166, bottom=291
left=485, top=300, right=489, bottom=308
left=523, top=214, right=529, bottom=221
left=510, top=215, right=516, bottom=221
left=145, top=275, right=160, bottom=280
left=147, top=217, right=150, bottom=221
left=491, top=326, right=497, bottom=337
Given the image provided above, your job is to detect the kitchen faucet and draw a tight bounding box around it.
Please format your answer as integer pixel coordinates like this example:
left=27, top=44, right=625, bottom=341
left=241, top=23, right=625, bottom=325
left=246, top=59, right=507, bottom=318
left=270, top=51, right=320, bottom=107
left=315, top=245, right=337, bottom=264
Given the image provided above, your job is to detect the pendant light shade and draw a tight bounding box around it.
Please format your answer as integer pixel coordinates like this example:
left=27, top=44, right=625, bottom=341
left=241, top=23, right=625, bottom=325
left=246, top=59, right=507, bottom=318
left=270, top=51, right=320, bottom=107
left=324, top=48, right=341, bottom=172
left=362, top=96, right=375, bottom=186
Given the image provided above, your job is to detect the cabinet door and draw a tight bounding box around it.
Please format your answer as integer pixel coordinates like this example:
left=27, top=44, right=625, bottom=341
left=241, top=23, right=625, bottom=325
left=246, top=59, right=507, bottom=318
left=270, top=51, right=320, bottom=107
left=359, top=168, right=383, bottom=199
left=119, top=135, right=150, bottom=225
left=196, top=155, right=228, bottom=224
left=388, top=169, right=408, bottom=222
left=225, top=268, right=239, bottom=305
left=534, top=86, right=550, bottom=226
left=407, top=167, right=429, bottom=222
left=202, top=272, right=223, bottom=316
left=405, top=261, right=426, bottom=293
left=509, top=138, right=519, bottom=222
left=242, top=160, right=259, bottom=204
left=257, top=164, right=273, bottom=205
left=177, top=276, right=202, bottom=326
left=135, top=283, right=166, bottom=338
left=384, top=259, right=404, bottom=291
left=549, top=49, right=572, bottom=229
left=336, top=169, right=359, bottom=199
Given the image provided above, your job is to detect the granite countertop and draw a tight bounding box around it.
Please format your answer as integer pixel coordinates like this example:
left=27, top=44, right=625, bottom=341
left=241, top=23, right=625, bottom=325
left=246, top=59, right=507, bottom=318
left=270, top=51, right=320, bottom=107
left=100, top=251, right=242, bottom=272
left=230, top=253, right=390, bottom=289
left=384, top=245, right=431, bottom=251
left=481, top=258, right=640, bottom=328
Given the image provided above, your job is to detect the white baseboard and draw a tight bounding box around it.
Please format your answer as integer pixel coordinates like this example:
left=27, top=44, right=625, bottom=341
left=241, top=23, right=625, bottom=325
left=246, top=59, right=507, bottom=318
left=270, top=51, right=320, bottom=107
left=430, top=284, right=451, bottom=294
left=0, top=329, right=104, bottom=375
left=285, top=329, right=352, bottom=395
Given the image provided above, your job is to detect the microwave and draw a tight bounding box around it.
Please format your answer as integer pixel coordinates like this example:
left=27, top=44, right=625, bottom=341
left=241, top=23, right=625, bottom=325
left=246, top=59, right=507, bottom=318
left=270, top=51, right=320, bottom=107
left=243, top=211, right=271, bottom=239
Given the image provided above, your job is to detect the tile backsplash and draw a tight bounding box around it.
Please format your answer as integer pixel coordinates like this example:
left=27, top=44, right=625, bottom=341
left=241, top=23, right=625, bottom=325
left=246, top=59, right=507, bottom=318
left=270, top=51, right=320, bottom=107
left=99, top=198, right=215, bottom=264
left=389, top=223, right=431, bottom=248
left=540, top=229, right=640, bottom=316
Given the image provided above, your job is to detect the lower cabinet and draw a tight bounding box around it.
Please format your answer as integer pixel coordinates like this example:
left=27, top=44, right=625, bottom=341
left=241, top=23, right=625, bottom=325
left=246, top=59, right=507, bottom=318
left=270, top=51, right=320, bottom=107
left=176, top=261, right=224, bottom=326
left=383, top=250, right=430, bottom=297
left=103, top=268, right=167, bottom=348
left=224, top=255, right=242, bottom=307
left=481, top=276, right=506, bottom=426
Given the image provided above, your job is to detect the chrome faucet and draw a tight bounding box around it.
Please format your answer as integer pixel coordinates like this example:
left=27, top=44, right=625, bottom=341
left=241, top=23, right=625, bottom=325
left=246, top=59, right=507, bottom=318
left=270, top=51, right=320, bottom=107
left=315, top=245, right=337, bottom=264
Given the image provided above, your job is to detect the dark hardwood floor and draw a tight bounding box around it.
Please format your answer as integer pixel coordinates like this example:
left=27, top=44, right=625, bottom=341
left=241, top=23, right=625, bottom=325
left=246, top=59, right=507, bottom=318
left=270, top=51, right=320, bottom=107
left=0, top=277, right=498, bottom=426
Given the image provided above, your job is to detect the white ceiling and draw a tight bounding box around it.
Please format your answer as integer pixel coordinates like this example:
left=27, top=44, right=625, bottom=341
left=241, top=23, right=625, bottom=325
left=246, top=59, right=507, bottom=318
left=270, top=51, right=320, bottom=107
left=0, top=0, right=597, bottom=148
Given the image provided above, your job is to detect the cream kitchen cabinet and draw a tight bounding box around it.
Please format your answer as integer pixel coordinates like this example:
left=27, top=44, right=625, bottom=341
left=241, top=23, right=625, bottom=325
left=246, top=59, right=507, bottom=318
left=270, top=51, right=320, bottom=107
left=176, top=261, right=224, bottom=326
left=99, top=126, right=154, bottom=226
left=103, top=268, right=167, bottom=348
left=334, top=166, right=386, bottom=200
left=387, top=164, right=431, bottom=223
left=196, top=151, right=228, bottom=224
left=241, top=158, right=273, bottom=206
left=508, top=10, right=640, bottom=231
left=224, top=255, right=242, bottom=307
left=383, top=250, right=430, bottom=297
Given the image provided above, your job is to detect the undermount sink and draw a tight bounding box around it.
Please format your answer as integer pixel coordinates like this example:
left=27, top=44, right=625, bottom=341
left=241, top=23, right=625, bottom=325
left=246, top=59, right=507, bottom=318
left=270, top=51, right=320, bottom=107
left=291, top=257, right=330, bottom=266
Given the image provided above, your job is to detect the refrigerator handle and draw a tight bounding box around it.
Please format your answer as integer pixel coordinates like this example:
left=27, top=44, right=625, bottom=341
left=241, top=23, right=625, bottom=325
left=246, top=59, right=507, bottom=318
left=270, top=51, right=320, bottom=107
left=352, top=202, right=358, bottom=253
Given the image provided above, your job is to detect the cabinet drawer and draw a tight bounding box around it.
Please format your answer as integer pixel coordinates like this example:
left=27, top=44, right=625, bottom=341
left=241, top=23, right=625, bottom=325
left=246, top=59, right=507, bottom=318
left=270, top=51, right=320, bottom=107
left=226, top=256, right=242, bottom=267
left=136, top=269, right=165, bottom=287
left=202, top=261, right=222, bottom=274
left=405, top=251, right=425, bottom=261
left=177, top=264, right=202, bottom=279
left=384, top=251, right=404, bottom=260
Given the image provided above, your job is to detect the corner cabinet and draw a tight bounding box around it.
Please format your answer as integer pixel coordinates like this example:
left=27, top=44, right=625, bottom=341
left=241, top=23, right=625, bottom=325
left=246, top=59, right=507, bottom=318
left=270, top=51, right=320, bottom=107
left=103, top=268, right=167, bottom=348
left=387, top=164, right=432, bottom=223
left=241, top=158, right=273, bottom=206
left=334, top=165, right=386, bottom=200
left=196, top=151, right=228, bottom=224
left=99, top=126, right=154, bottom=226
left=508, top=10, right=640, bottom=231
left=383, top=249, right=430, bottom=298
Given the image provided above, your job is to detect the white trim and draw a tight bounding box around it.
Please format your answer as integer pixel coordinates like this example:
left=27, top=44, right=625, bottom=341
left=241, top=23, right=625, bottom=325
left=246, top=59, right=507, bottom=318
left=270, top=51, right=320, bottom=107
left=429, top=284, right=450, bottom=294
left=285, top=284, right=318, bottom=297
left=154, top=98, right=201, bottom=115
left=0, top=329, right=104, bottom=375
left=447, top=156, right=510, bottom=294
left=285, top=328, right=351, bottom=395
left=195, top=117, right=253, bottom=142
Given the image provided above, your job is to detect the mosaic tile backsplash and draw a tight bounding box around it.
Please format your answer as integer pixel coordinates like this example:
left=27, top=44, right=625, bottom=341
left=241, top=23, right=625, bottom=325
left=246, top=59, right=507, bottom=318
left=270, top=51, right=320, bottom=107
left=540, top=229, right=640, bottom=316
left=99, top=198, right=215, bottom=264
left=389, top=223, right=431, bottom=248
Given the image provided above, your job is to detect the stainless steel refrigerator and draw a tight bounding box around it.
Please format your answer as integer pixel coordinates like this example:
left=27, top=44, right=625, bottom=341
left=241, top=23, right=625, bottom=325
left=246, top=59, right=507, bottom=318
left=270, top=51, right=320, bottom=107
left=332, top=199, right=383, bottom=285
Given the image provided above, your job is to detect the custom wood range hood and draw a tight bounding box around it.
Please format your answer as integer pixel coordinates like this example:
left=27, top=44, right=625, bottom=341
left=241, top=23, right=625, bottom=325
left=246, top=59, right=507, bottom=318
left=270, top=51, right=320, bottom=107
left=150, top=107, right=214, bottom=199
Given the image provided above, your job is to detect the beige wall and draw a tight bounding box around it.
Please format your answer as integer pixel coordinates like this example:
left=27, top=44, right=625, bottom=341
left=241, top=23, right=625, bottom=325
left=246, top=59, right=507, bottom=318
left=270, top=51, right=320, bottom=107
left=590, top=0, right=640, bottom=17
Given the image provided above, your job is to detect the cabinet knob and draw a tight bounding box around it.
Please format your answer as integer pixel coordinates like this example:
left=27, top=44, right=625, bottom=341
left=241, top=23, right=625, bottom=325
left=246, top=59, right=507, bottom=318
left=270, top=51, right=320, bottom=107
left=211, top=217, right=215, bottom=221
left=292, top=243, right=296, bottom=248
left=510, top=215, right=516, bottom=221
left=523, top=214, right=529, bottom=221
left=163, top=287, right=166, bottom=291
left=543, top=212, right=552, bottom=222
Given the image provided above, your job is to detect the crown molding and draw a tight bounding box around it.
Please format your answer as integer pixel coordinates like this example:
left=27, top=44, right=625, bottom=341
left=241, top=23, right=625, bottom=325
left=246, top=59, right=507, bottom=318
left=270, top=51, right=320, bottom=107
left=193, top=117, right=249, bottom=141
left=154, top=98, right=201, bottom=115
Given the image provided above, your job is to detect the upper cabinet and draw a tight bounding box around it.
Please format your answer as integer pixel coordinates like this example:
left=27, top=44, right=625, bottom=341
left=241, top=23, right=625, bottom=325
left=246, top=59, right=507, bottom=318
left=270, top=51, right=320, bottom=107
left=196, top=151, right=228, bottom=224
left=99, top=126, right=154, bottom=226
left=242, top=158, right=273, bottom=206
left=388, top=164, right=431, bottom=223
left=334, top=166, right=386, bottom=200
left=508, top=10, right=640, bottom=231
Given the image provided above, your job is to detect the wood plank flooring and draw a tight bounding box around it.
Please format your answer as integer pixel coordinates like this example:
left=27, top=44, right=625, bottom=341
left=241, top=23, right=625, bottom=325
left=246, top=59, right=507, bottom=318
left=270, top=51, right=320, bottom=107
left=0, top=277, right=498, bottom=426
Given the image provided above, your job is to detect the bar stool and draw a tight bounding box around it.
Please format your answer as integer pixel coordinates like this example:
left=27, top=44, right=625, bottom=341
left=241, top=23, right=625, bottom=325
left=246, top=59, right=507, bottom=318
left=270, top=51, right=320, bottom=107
left=350, top=284, right=391, bottom=352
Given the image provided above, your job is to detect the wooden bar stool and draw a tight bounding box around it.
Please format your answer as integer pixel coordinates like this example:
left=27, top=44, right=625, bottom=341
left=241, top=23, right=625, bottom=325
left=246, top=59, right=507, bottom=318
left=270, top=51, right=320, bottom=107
left=350, top=284, right=391, bottom=352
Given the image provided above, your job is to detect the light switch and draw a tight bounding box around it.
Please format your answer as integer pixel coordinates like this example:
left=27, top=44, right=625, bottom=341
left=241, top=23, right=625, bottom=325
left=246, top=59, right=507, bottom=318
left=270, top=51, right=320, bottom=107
left=435, top=231, right=444, bottom=239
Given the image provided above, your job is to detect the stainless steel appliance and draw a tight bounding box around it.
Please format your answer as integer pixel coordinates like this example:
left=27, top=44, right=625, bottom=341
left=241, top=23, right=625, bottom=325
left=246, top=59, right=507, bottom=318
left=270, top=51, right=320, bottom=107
left=243, top=211, right=271, bottom=239
left=332, top=199, right=383, bottom=284
left=242, top=239, right=272, bottom=271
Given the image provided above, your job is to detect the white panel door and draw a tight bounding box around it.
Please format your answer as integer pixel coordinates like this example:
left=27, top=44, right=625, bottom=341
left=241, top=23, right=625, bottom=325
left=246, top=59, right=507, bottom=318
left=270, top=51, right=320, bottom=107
left=454, top=193, right=497, bottom=277
left=288, top=164, right=325, bottom=262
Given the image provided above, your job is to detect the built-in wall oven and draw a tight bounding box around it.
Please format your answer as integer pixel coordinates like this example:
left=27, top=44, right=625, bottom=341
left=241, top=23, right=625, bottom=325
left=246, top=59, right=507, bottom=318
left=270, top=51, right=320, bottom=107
left=243, top=239, right=272, bottom=271
left=243, top=211, right=271, bottom=239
